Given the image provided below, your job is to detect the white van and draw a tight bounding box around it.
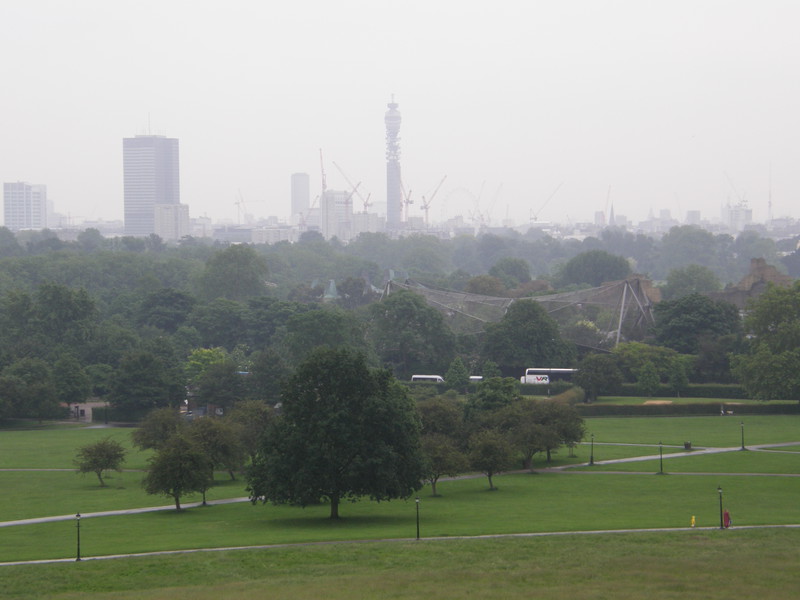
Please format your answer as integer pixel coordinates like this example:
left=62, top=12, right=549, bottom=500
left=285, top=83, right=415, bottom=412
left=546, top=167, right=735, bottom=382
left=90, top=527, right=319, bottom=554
left=411, top=375, right=445, bottom=383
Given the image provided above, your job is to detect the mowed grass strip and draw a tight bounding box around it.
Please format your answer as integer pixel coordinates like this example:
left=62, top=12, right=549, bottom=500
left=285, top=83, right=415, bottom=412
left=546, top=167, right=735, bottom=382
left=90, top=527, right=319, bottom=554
left=2, top=529, right=800, bottom=600
left=580, top=447, right=800, bottom=474
left=0, top=471, right=247, bottom=521
left=0, top=425, right=151, bottom=470
left=2, top=470, right=798, bottom=562
left=584, top=415, right=800, bottom=448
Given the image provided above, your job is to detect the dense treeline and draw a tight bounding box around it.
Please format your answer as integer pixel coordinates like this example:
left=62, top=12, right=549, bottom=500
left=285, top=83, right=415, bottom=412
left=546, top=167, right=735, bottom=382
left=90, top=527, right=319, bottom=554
left=0, top=222, right=798, bottom=420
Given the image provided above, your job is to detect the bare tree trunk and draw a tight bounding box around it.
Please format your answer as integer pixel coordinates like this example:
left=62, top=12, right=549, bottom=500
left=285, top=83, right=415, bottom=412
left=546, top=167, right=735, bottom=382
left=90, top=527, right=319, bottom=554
left=431, top=478, right=438, bottom=497
left=174, top=495, right=182, bottom=511
left=487, top=472, right=495, bottom=490
left=96, top=471, right=105, bottom=487
left=330, top=493, right=340, bottom=519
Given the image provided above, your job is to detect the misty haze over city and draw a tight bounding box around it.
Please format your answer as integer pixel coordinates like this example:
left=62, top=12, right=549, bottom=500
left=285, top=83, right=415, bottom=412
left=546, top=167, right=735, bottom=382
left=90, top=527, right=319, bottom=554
left=2, top=1, right=799, bottom=234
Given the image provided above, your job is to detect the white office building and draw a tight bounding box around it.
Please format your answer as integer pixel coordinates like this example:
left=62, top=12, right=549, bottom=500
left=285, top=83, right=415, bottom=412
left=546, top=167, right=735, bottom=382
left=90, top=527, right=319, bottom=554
left=3, top=182, right=48, bottom=230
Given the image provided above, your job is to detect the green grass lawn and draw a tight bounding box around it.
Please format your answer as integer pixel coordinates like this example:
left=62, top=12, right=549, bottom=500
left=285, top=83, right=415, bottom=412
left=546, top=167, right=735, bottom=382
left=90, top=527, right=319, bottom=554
left=584, top=414, right=800, bottom=447
left=2, top=467, right=798, bottom=563
left=1, top=414, right=799, bottom=598
left=0, top=425, right=151, bottom=470
left=2, top=529, right=800, bottom=599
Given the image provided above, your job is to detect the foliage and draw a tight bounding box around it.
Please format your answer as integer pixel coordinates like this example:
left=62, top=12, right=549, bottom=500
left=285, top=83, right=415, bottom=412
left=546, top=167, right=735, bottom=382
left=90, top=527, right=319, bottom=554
left=556, top=250, right=631, bottom=287
left=368, top=289, right=455, bottom=380
left=247, top=347, right=425, bottom=519
left=74, top=437, right=126, bottom=486
left=653, top=293, right=741, bottom=354
left=0, top=357, right=59, bottom=420
left=196, top=244, right=269, bottom=301
left=138, top=287, right=196, bottom=332
left=131, top=407, right=185, bottom=451
left=445, top=357, right=470, bottom=391
left=660, top=264, right=721, bottom=300
left=637, top=361, right=661, bottom=397
left=731, top=281, right=800, bottom=401
left=283, top=306, right=370, bottom=365
left=575, top=353, right=623, bottom=402
left=667, top=356, right=691, bottom=397
left=187, top=417, right=246, bottom=480
left=420, top=432, right=469, bottom=496
left=468, top=429, right=514, bottom=490
left=466, top=377, right=521, bottom=419
left=488, top=257, right=531, bottom=289
left=52, top=354, right=91, bottom=407
left=142, top=434, right=214, bottom=510
left=482, top=300, right=576, bottom=376
left=228, top=399, right=275, bottom=462
left=612, top=342, right=681, bottom=383
left=110, top=351, right=183, bottom=417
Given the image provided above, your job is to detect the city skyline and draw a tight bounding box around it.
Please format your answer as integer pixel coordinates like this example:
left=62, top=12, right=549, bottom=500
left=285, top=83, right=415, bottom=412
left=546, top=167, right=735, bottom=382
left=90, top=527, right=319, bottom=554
left=1, top=1, right=799, bottom=230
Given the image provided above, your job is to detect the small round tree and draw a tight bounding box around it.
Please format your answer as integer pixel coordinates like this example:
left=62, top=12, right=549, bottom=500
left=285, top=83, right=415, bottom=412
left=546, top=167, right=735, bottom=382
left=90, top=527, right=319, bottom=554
left=75, top=438, right=127, bottom=487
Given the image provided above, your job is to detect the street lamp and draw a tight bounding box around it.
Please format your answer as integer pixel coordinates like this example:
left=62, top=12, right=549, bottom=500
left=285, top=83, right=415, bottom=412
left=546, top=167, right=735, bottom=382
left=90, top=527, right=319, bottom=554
left=75, top=513, right=82, bottom=561
left=741, top=421, right=745, bottom=451
left=415, top=497, right=420, bottom=540
left=717, top=486, right=724, bottom=530
left=658, top=440, right=664, bottom=475
left=589, top=433, right=594, bottom=466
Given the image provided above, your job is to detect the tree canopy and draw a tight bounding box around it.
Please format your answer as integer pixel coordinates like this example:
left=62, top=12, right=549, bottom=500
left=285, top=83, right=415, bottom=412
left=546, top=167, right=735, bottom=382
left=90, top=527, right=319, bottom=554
left=246, top=347, right=425, bottom=518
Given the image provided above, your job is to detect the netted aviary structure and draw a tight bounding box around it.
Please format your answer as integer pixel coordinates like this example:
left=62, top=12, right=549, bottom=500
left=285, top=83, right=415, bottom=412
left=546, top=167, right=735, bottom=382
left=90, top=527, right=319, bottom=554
left=382, top=277, right=659, bottom=348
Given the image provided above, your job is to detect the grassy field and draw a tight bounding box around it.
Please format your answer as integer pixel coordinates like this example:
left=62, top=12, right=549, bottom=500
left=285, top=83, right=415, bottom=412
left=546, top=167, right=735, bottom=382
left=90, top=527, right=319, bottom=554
left=0, top=414, right=798, bottom=598
left=3, top=529, right=800, bottom=599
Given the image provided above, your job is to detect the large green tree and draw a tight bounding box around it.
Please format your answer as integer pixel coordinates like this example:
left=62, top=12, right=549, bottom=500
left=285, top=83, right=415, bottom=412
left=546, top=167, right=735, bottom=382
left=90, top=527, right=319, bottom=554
left=368, top=289, right=455, bottom=380
left=246, top=347, right=425, bottom=519
left=482, top=300, right=576, bottom=377
left=660, top=265, right=721, bottom=301
left=197, top=244, right=269, bottom=301
left=142, top=435, right=214, bottom=511
left=653, top=294, right=741, bottom=354
left=731, top=281, right=800, bottom=400
left=556, top=250, right=631, bottom=287
left=110, top=351, right=182, bottom=417
left=575, top=353, right=623, bottom=403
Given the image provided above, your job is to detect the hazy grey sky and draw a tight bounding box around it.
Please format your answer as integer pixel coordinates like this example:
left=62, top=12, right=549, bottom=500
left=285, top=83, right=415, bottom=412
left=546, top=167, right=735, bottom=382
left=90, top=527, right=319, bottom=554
left=2, top=0, right=798, bottom=228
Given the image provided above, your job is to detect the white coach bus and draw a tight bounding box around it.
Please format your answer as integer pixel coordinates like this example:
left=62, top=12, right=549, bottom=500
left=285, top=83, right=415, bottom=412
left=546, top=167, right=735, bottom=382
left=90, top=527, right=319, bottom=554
left=520, top=367, right=578, bottom=385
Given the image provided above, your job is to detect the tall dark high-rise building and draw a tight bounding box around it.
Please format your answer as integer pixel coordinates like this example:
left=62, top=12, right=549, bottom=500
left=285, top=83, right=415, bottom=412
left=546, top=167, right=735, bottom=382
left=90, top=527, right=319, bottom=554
left=385, top=97, right=402, bottom=229
left=123, top=135, right=180, bottom=235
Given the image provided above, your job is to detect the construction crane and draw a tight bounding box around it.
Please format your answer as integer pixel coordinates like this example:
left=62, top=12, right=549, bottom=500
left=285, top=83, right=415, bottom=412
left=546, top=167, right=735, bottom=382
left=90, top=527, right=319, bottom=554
left=332, top=161, right=371, bottom=213
left=400, top=180, right=413, bottom=222
left=319, top=148, right=328, bottom=199
left=234, top=189, right=247, bottom=224
left=344, top=181, right=361, bottom=209
left=530, top=182, right=563, bottom=222
left=420, top=175, right=447, bottom=227
left=361, top=192, right=372, bottom=213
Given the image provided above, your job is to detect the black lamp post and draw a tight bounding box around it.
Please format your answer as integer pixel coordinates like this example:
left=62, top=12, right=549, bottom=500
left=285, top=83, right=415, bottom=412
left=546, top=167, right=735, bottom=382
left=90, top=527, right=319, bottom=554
left=717, top=486, right=724, bottom=530
left=659, top=440, right=664, bottom=474
left=75, top=512, right=82, bottom=561
left=741, top=421, right=745, bottom=450
left=589, top=433, right=594, bottom=466
left=415, top=497, right=420, bottom=540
